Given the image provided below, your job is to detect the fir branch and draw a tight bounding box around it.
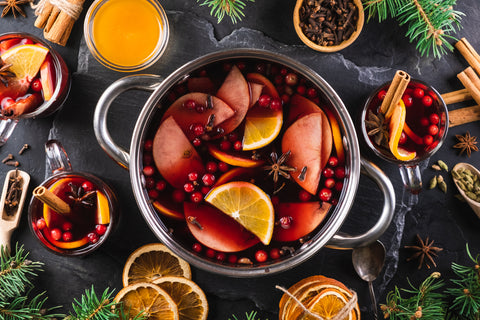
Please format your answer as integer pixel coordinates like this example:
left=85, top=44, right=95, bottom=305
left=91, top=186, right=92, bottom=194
left=197, top=0, right=254, bottom=24
left=229, top=310, right=266, bottom=320
left=363, top=0, right=402, bottom=22
left=0, top=290, right=63, bottom=320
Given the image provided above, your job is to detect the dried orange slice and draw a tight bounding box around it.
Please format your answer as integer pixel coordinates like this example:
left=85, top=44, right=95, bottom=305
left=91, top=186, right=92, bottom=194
left=387, top=100, right=416, bottom=161
left=122, top=243, right=191, bottom=287
left=205, top=181, right=274, bottom=245
left=242, top=107, right=283, bottom=151
left=1, top=44, right=49, bottom=81
left=114, top=282, right=179, bottom=320
left=153, top=276, right=208, bottom=320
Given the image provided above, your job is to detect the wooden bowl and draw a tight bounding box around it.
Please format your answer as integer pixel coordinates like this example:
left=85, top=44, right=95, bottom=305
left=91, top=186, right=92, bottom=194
left=293, top=0, right=365, bottom=52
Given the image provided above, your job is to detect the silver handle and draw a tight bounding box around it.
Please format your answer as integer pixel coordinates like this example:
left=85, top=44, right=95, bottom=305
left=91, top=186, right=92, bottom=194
left=93, top=74, right=163, bottom=169
left=327, top=158, right=395, bottom=249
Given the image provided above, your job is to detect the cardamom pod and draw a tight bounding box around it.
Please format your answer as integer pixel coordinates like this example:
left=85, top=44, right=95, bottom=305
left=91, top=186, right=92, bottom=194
left=428, top=176, right=437, bottom=189
left=466, top=191, right=478, bottom=202
left=437, top=175, right=444, bottom=183
left=431, top=164, right=442, bottom=171
left=451, top=170, right=461, bottom=179
left=437, top=160, right=448, bottom=171
left=464, top=174, right=474, bottom=185
left=456, top=180, right=467, bottom=191
left=454, top=194, right=466, bottom=202
left=467, top=183, right=474, bottom=192
left=439, top=181, right=447, bottom=193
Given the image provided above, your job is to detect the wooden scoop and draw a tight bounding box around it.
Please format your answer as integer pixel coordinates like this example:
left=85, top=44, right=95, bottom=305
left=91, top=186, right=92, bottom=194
left=452, top=162, right=480, bottom=218
left=0, top=170, right=30, bottom=253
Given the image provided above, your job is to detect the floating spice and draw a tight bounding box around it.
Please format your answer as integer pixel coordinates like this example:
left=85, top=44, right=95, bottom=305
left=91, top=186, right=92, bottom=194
left=453, top=132, right=478, bottom=157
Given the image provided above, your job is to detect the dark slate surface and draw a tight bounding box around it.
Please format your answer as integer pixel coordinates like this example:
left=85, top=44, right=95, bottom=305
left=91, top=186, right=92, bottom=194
left=1, top=0, right=480, bottom=319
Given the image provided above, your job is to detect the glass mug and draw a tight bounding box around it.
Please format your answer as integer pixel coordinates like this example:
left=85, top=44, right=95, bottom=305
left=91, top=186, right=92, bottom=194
left=0, top=32, right=70, bottom=146
left=360, top=79, right=448, bottom=207
left=28, top=140, right=118, bottom=256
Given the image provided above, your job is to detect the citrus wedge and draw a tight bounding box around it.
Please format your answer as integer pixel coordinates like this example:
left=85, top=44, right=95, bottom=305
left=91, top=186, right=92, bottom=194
left=43, top=178, right=73, bottom=227
left=388, top=100, right=416, bottom=161
left=153, top=276, right=209, bottom=320
left=95, top=190, right=110, bottom=225
left=1, top=44, right=49, bottom=81
left=122, top=243, right=191, bottom=287
left=205, top=181, right=274, bottom=245
left=304, top=289, right=353, bottom=320
left=242, top=106, right=283, bottom=151
left=114, top=282, right=179, bottom=320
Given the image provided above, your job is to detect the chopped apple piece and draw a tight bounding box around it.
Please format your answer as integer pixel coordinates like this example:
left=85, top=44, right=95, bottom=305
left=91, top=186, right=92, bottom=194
left=40, top=54, right=56, bottom=101
left=187, top=77, right=215, bottom=94
left=248, top=81, right=264, bottom=108
left=246, top=73, right=280, bottom=98
left=287, top=94, right=323, bottom=124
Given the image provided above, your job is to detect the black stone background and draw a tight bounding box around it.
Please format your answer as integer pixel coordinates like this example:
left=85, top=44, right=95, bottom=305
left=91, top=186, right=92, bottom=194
left=1, top=0, right=480, bottom=319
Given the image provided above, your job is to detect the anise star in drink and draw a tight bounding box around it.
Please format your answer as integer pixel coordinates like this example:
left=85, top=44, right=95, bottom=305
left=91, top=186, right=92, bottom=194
left=0, top=58, right=15, bottom=87
left=404, top=234, right=443, bottom=269
left=0, top=0, right=32, bottom=18
left=263, top=150, right=296, bottom=184
left=67, top=183, right=96, bottom=207
left=453, top=132, right=478, bottom=157
left=365, top=110, right=388, bottom=147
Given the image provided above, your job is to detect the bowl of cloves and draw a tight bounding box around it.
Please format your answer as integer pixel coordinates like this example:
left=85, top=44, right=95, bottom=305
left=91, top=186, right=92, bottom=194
left=293, top=0, right=364, bottom=52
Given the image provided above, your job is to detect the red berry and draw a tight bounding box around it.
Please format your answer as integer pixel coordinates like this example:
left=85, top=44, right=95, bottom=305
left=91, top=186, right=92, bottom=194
left=62, top=221, right=73, bottom=231
left=279, top=216, right=292, bottom=229
left=192, top=137, right=202, bottom=147
left=255, top=250, right=268, bottom=263
left=271, top=195, right=280, bottom=206
left=402, top=94, right=413, bottom=107
left=195, top=104, right=205, bottom=113
left=172, top=189, right=185, bottom=203
left=143, top=153, right=153, bottom=165
left=218, top=162, right=229, bottom=172
left=422, top=95, right=433, bottom=107
left=191, top=124, right=205, bottom=137
left=284, top=73, right=298, bottom=86
left=143, top=166, right=155, bottom=177
left=413, top=88, right=425, bottom=99
left=202, top=173, right=215, bottom=186
left=222, top=63, right=232, bottom=72
left=188, top=172, right=199, bottom=181
left=228, top=254, right=238, bottom=264
left=184, top=182, right=195, bottom=193
left=298, top=190, right=311, bottom=202
left=255, top=63, right=266, bottom=74
left=144, top=139, right=153, bottom=151
left=284, top=86, right=293, bottom=95
left=1, top=97, right=14, bottom=108
left=423, top=135, right=433, bottom=145
left=95, top=224, right=107, bottom=235
left=281, top=94, right=290, bottom=104
left=36, top=218, right=46, bottom=230
left=428, top=124, right=439, bottom=136
left=270, top=97, right=282, bottom=111
left=228, top=132, right=238, bottom=142
left=219, top=140, right=231, bottom=151
left=398, top=131, right=407, bottom=145
left=206, top=248, right=216, bottom=258
left=206, top=162, right=218, bottom=173
left=192, top=243, right=202, bottom=253
left=420, top=117, right=430, bottom=127
left=274, top=75, right=284, bottom=85
left=145, top=177, right=156, bottom=189
left=280, top=68, right=288, bottom=76
left=334, top=181, right=343, bottom=192
left=62, top=231, right=73, bottom=242
left=190, top=191, right=203, bottom=203
left=236, top=61, right=246, bottom=70
left=258, top=94, right=272, bottom=108
left=31, top=78, right=42, bottom=92
left=216, top=252, right=226, bottom=261
left=307, top=88, right=318, bottom=98
left=324, top=178, right=336, bottom=189
left=334, top=167, right=346, bottom=179
left=81, top=181, right=95, bottom=192
left=233, top=140, right=243, bottom=151
left=156, top=180, right=167, bottom=191
left=429, top=113, right=440, bottom=124
left=51, top=228, right=62, bottom=241
left=377, top=90, right=387, bottom=100
left=269, top=248, right=281, bottom=260
left=322, top=167, right=334, bottom=178
left=20, top=38, right=34, bottom=45
left=327, top=156, right=338, bottom=167
left=201, top=186, right=211, bottom=194
left=296, top=85, right=306, bottom=95
left=88, top=232, right=99, bottom=244
left=319, top=188, right=332, bottom=202
left=183, top=99, right=196, bottom=110
left=331, top=198, right=339, bottom=205
left=148, top=189, right=159, bottom=199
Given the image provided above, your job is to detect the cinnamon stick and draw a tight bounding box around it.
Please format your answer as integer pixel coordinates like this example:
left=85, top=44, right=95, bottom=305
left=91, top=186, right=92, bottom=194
left=441, top=88, right=472, bottom=105
left=448, top=105, right=480, bottom=127
left=32, top=186, right=70, bottom=214
left=380, top=70, right=410, bottom=118
left=455, top=38, right=480, bottom=76
left=457, top=67, right=480, bottom=106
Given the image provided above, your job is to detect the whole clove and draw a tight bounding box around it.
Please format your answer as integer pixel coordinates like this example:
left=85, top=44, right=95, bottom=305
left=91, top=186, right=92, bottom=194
left=4, top=169, right=23, bottom=216
left=298, top=0, right=359, bottom=46
left=18, top=144, right=29, bottom=155
left=2, top=154, right=13, bottom=163
left=5, top=160, right=19, bottom=167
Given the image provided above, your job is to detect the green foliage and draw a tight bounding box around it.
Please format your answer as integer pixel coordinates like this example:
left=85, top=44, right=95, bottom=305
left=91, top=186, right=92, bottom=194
left=197, top=0, right=255, bottom=24
left=362, top=0, right=463, bottom=58
left=229, top=310, right=267, bottom=320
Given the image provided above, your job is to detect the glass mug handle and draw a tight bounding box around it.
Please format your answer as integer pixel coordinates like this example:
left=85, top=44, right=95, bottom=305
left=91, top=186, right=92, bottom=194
left=44, top=139, right=72, bottom=177
left=0, top=118, right=19, bottom=147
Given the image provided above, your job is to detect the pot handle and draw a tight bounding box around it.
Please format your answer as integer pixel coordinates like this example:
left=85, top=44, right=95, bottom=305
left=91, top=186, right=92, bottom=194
left=327, top=158, right=395, bottom=249
left=93, top=74, right=163, bottom=169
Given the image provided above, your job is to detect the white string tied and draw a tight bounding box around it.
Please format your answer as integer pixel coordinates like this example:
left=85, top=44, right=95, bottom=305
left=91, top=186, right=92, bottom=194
left=31, top=0, right=83, bottom=21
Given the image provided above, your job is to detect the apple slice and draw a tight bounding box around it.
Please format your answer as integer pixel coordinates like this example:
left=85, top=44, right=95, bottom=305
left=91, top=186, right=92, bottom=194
left=273, top=202, right=331, bottom=242
left=246, top=73, right=280, bottom=98
left=206, top=143, right=264, bottom=168
left=184, top=202, right=259, bottom=252
left=161, top=92, right=235, bottom=140
left=153, top=116, right=205, bottom=189
left=287, top=94, right=323, bottom=124
left=282, top=112, right=332, bottom=195
left=187, top=77, right=215, bottom=94
left=215, top=65, right=250, bottom=135
left=40, top=54, right=56, bottom=101
left=248, top=81, right=264, bottom=108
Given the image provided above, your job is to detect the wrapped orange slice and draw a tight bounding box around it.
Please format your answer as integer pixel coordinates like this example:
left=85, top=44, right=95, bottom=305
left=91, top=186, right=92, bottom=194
left=387, top=100, right=416, bottom=161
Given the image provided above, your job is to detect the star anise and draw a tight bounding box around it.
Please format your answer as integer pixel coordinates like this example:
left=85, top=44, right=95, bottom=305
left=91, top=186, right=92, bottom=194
left=66, top=182, right=96, bottom=207
left=0, top=58, right=14, bottom=87
left=453, top=132, right=478, bottom=157
left=263, top=150, right=296, bottom=184
left=0, top=0, right=32, bottom=18
left=404, top=234, right=443, bottom=269
left=365, top=110, right=388, bottom=147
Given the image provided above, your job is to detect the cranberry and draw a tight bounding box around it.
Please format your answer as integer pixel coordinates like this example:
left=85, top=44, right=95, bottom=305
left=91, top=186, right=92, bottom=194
left=428, top=124, right=439, bottom=136
left=398, top=131, right=407, bottom=145
left=219, top=140, right=231, bottom=151
left=423, top=135, right=434, bottom=145
left=222, top=63, right=232, bottom=72
left=145, top=177, right=156, bottom=189
left=81, top=181, right=95, bottom=192
left=420, top=117, right=430, bottom=127
left=172, top=189, right=185, bottom=203
left=203, top=163, right=215, bottom=174
left=233, top=140, right=243, bottom=151
left=274, top=75, right=284, bottom=85
left=307, top=88, right=318, bottom=98
left=323, top=167, right=335, bottom=178
left=156, top=180, right=167, bottom=191
left=31, top=78, right=42, bottom=92
left=191, top=124, right=205, bottom=137
left=167, top=92, right=177, bottom=102
left=255, top=63, right=266, bottom=74
left=62, top=231, right=73, bottom=242
left=184, top=182, right=195, bottom=193
left=255, top=250, right=268, bottom=263
left=201, top=186, right=211, bottom=194
left=190, top=191, right=203, bottom=203
left=429, top=113, right=440, bottom=124
left=228, top=132, right=239, bottom=142
left=202, top=173, right=215, bottom=186
left=144, top=139, right=154, bottom=151
left=236, top=61, right=246, bottom=70
left=183, top=99, right=196, bottom=110
left=51, top=228, right=62, bottom=241
left=334, top=181, right=343, bottom=192
left=331, top=198, right=339, bottom=205
left=206, top=248, right=216, bottom=258
left=298, top=190, right=311, bottom=202
left=296, top=85, right=306, bottom=95
left=402, top=94, right=413, bottom=107
left=334, top=167, right=346, bottom=179
left=319, top=188, right=332, bottom=202
left=270, top=97, right=282, bottom=111
left=143, top=153, right=153, bottom=165
left=95, top=224, right=107, bottom=235
left=62, top=221, right=73, bottom=231
left=1, top=97, right=14, bottom=109
left=324, top=178, right=336, bottom=189
left=258, top=94, right=271, bottom=108
left=284, top=86, right=294, bottom=95
left=143, top=166, right=155, bottom=177
left=195, top=104, right=205, bottom=113
left=422, top=95, right=433, bottom=107
left=20, top=38, right=34, bottom=45
left=280, top=68, right=288, bottom=76
left=377, top=90, right=387, bottom=100
left=36, top=218, right=46, bottom=230
left=218, top=162, right=229, bottom=172
left=279, top=216, right=292, bottom=229
left=281, top=94, right=290, bottom=104
left=269, top=248, right=281, bottom=260
left=271, top=195, right=280, bottom=206
left=192, top=243, right=202, bottom=253
left=88, top=232, right=99, bottom=244
left=192, top=138, right=202, bottom=148
left=175, top=84, right=187, bottom=95
left=148, top=189, right=159, bottom=199
left=413, top=88, right=425, bottom=99
left=215, top=252, right=226, bottom=262
left=328, top=156, right=338, bottom=167
left=228, top=254, right=238, bottom=264
left=284, top=73, right=298, bottom=86
left=198, top=69, right=208, bottom=77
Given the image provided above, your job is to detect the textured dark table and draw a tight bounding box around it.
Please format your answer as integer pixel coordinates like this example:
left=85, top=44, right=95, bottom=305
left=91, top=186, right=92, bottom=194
left=1, top=1, right=480, bottom=319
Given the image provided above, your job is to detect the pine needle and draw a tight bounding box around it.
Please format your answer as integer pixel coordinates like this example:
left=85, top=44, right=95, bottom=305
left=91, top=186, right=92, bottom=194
left=197, top=0, right=255, bottom=23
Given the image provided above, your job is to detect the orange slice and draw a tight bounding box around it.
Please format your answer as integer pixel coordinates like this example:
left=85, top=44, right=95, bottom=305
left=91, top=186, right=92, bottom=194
left=122, top=243, right=191, bottom=287
left=43, top=178, right=73, bottom=227
left=204, top=181, right=274, bottom=245
left=388, top=100, right=416, bottom=161
left=242, top=106, right=283, bottom=151
left=206, top=143, right=264, bottom=168
left=324, top=108, right=345, bottom=163
left=95, top=191, right=110, bottom=225
left=43, top=231, right=89, bottom=250
left=153, top=276, right=209, bottom=320
left=1, top=44, right=49, bottom=81
left=114, top=282, right=179, bottom=320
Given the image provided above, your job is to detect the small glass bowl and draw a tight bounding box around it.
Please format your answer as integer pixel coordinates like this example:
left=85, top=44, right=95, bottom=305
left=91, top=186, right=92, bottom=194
left=83, top=0, right=169, bottom=72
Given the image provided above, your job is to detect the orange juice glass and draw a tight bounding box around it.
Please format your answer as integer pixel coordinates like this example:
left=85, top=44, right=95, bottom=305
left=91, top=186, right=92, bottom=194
left=84, top=0, right=169, bottom=72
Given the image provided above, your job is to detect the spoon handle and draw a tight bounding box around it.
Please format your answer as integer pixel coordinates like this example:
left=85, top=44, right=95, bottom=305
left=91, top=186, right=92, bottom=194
left=368, top=281, right=378, bottom=320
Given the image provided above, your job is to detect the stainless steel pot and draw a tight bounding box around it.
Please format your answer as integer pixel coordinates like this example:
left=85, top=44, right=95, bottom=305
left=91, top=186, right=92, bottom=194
left=93, top=49, right=395, bottom=277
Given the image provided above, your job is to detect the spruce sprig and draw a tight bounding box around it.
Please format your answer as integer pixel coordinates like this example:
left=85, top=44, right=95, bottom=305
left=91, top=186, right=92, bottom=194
left=196, top=0, right=255, bottom=24
left=229, top=310, right=266, bottom=320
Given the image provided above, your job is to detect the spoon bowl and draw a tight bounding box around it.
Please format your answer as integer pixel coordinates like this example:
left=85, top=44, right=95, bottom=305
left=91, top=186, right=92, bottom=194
left=452, top=162, right=480, bottom=219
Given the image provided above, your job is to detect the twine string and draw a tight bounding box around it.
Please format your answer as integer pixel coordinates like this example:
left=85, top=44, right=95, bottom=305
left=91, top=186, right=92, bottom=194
left=275, top=285, right=358, bottom=320
left=31, top=0, right=83, bottom=20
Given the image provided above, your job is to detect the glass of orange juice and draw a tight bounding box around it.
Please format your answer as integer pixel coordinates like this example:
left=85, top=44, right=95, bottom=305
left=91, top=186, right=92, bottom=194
left=83, top=0, right=169, bottom=72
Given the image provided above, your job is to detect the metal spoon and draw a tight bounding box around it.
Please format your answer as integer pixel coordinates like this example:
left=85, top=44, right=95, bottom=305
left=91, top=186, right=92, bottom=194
left=352, top=240, right=386, bottom=320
